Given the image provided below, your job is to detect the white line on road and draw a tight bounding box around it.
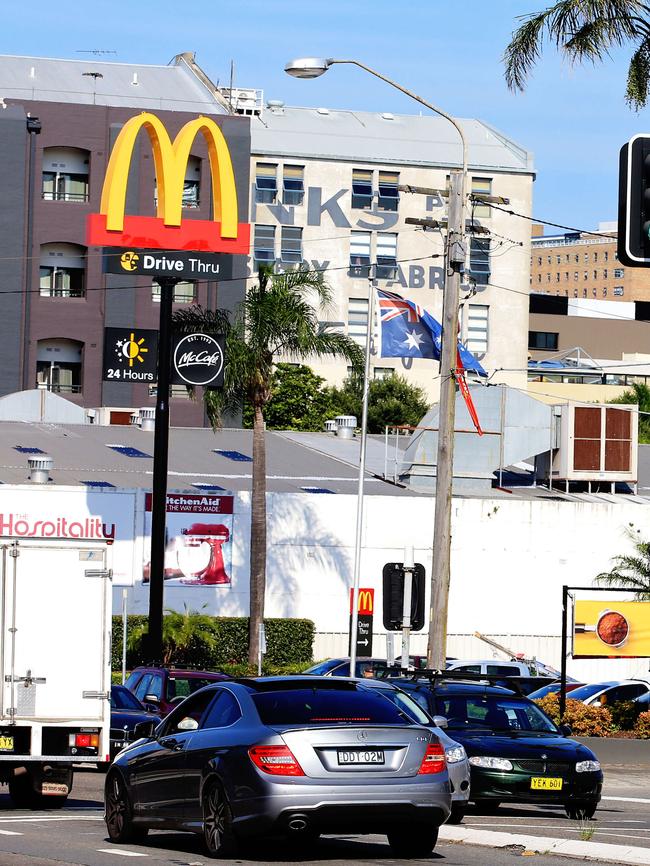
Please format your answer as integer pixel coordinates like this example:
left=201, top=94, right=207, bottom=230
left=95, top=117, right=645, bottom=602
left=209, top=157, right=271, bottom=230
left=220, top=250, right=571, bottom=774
left=96, top=850, right=148, bottom=858
left=0, top=830, right=22, bottom=836
left=464, top=823, right=650, bottom=842
left=601, top=795, right=650, bottom=804
left=0, top=816, right=103, bottom=823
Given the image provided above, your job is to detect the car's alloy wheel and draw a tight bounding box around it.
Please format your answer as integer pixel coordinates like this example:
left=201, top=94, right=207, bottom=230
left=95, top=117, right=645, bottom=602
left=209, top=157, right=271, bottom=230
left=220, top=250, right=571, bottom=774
left=565, top=801, right=597, bottom=820
left=447, top=802, right=467, bottom=824
left=386, top=825, right=439, bottom=857
left=105, top=772, right=147, bottom=844
left=203, top=781, right=236, bottom=858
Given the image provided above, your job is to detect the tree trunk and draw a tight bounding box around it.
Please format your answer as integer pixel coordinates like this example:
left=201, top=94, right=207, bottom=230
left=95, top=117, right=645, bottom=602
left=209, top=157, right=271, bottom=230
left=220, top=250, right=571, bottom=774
left=248, top=402, right=267, bottom=666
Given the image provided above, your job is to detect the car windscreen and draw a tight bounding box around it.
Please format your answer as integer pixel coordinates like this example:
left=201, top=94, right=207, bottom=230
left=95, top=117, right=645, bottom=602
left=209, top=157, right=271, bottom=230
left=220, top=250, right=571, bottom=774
left=564, top=683, right=612, bottom=701
left=435, top=694, right=557, bottom=733
left=527, top=683, right=560, bottom=700
left=111, top=688, right=143, bottom=710
left=252, top=687, right=412, bottom=726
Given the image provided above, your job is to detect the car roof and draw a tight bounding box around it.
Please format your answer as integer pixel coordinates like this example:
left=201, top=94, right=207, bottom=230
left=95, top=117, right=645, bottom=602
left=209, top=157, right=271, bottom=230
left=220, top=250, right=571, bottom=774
left=232, top=676, right=367, bottom=692
left=384, top=677, right=520, bottom=697
left=131, top=666, right=225, bottom=677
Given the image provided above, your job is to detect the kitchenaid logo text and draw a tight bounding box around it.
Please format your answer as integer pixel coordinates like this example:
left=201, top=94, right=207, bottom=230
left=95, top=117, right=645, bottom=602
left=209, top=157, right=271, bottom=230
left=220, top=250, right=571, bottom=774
left=0, top=514, right=116, bottom=540
left=145, top=494, right=234, bottom=515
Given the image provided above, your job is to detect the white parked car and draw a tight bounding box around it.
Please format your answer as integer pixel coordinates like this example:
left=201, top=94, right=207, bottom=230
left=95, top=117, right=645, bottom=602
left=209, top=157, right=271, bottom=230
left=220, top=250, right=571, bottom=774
left=567, top=680, right=650, bottom=707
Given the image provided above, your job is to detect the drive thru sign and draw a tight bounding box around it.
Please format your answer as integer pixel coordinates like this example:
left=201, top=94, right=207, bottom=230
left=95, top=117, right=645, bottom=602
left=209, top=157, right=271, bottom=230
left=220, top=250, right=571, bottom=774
left=349, top=588, right=374, bottom=658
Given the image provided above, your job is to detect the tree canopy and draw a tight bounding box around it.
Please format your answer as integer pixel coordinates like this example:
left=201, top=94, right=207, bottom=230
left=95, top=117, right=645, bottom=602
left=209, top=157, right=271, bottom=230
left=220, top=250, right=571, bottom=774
left=610, top=381, right=650, bottom=442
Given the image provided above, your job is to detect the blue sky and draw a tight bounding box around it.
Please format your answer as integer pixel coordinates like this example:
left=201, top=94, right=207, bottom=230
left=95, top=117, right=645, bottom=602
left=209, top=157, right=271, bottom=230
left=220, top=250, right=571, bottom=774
left=6, top=1, right=646, bottom=233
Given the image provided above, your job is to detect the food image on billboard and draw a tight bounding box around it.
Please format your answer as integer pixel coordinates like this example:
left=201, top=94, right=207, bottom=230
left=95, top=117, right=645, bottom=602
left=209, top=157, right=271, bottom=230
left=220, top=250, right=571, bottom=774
left=573, top=599, right=650, bottom=658
left=142, top=494, right=233, bottom=587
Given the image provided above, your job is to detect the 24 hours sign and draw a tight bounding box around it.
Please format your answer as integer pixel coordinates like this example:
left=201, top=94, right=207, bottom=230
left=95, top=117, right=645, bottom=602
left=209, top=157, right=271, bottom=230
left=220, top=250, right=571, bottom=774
left=102, top=328, right=159, bottom=383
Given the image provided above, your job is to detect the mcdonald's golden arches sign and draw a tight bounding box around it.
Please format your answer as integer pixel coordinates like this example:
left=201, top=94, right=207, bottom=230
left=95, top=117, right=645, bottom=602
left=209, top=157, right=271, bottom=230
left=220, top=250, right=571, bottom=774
left=87, top=113, right=250, bottom=254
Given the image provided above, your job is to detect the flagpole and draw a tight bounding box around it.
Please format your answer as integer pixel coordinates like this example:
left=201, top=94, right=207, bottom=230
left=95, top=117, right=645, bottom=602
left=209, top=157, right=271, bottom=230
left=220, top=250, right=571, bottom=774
left=349, top=268, right=375, bottom=676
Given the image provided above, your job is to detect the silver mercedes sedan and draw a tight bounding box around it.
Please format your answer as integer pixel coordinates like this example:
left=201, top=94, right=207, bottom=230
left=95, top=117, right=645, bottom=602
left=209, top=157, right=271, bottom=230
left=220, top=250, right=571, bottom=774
left=105, top=676, right=451, bottom=858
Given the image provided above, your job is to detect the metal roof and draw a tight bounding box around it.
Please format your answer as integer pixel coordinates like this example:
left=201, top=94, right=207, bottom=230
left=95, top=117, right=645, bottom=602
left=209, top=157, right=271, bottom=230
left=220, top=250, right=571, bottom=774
left=0, top=53, right=228, bottom=114
left=251, top=106, right=533, bottom=174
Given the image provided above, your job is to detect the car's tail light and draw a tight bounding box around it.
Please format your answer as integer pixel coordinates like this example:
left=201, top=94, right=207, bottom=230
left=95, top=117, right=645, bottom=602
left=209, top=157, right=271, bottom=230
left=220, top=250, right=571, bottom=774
left=249, top=745, right=305, bottom=776
left=418, top=742, right=446, bottom=774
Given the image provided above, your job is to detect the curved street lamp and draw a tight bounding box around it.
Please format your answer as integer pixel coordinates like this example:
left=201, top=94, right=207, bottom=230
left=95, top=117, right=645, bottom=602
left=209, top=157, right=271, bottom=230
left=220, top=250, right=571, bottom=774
left=285, top=58, right=468, bottom=671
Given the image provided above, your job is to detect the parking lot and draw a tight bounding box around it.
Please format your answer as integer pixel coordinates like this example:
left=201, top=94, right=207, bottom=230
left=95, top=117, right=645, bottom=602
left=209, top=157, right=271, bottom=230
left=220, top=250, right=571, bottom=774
left=0, top=765, right=646, bottom=866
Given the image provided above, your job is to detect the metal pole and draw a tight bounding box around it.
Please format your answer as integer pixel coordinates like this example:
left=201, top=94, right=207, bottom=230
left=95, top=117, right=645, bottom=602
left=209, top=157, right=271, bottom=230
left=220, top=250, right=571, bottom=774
left=147, top=276, right=175, bottom=665
left=121, top=588, right=128, bottom=685
left=401, top=545, right=414, bottom=669
left=427, top=168, right=466, bottom=668
left=22, top=117, right=41, bottom=390
left=560, top=584, right=569, bottom=720
left=349, top=271, right=375, bottom=675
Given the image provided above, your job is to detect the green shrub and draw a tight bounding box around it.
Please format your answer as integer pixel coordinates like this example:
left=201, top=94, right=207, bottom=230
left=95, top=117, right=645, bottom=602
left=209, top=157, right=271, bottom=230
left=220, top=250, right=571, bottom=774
left=634, top=711, right=650, bottom=738
left=112, top=615, right=314, bottom=671
left=609, top=701, right=642, bottom=731
left=534, top=694, right=613, bottom=737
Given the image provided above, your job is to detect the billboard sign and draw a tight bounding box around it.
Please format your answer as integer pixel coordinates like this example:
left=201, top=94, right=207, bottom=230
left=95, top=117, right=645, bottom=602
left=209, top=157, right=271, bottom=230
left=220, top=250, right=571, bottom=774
left=87, top=112, right=250, bottom=254
left=171, top=333, right=225, bottom=387
left=103, top=328, right=159, bottom=383
left=103, top=248, right=233, bottom=280
left=573, top=599, right=650, bottom=658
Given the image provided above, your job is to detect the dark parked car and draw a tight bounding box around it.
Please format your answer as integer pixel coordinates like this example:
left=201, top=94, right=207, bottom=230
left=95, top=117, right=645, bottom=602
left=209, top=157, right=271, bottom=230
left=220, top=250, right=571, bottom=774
left=527, top=681, right=586, bottom=701
left=105, top=677, right=451, bottom=857
left=124, top=666, right=229, bottom=716
left=109, top=685, right=160, bottom=761
left=383, top=676, right=603, bottom=819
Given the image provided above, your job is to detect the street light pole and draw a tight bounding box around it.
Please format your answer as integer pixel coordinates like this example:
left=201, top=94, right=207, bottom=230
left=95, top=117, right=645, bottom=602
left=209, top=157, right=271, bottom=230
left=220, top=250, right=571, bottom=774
left=285, top=58, right=467, bottom=669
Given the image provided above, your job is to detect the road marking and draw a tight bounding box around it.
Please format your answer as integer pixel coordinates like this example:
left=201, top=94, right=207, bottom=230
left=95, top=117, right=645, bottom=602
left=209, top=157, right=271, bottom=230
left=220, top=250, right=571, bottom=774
left=0, top=816, right=103, bottom=823
left=464, top=823, right=650, bottom=842
left=97, top=850, right=148, bottom=858
left=601, top=795, right=650, bottom=804
left=0, top=830, right=22, bottom=836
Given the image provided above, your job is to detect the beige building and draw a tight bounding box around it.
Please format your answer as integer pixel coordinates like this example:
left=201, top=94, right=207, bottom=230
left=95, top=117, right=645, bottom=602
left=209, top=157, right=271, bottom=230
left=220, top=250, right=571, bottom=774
left=238, top=95, right=535, bottom=402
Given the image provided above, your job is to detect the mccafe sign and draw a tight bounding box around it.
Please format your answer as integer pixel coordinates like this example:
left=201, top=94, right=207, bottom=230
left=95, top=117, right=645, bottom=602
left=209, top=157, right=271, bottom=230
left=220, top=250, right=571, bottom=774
left=171, top=333, right=225, bottom=387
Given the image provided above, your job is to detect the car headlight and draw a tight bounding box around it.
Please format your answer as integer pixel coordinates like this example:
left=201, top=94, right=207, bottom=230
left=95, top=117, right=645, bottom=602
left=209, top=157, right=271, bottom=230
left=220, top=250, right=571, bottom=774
left=468, top=756, right=513, bottom=771
left=576, top=760, right=601, bottom=773
left=445, top=745, right=467, bottom=764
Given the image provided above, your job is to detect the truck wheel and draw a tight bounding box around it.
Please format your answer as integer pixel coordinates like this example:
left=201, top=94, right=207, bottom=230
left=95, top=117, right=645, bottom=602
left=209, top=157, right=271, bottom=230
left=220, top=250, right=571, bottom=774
left=105, top=771, right=147, bottom=843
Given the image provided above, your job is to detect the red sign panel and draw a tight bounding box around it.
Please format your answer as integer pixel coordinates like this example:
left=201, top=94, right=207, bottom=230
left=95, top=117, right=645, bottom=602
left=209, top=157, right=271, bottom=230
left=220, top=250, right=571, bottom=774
left=350, top=588, right=375, bottom=616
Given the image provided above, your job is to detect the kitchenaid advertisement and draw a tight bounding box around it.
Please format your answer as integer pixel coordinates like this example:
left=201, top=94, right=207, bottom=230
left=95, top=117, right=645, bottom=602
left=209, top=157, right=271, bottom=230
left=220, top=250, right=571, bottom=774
left=143, top=493, right=233, bottom=586
left=573, top=599, right=650, bottom=658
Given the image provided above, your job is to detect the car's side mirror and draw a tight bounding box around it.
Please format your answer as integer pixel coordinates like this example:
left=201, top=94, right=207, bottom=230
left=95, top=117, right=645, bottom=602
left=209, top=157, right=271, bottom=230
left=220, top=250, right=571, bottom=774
left=133, top=720, right=157, bottom=740
left=558, top=724, right=573, bottom=737
left=433, top=715, right=449, bottom=729
left=144, top=694, right=160, bottom=705
left=177, top=717, right=199, bottom=731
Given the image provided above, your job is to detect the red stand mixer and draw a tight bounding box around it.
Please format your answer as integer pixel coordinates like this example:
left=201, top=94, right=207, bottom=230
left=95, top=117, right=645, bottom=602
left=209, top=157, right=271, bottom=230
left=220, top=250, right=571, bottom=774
left=176, top=522, right=231, bottom=585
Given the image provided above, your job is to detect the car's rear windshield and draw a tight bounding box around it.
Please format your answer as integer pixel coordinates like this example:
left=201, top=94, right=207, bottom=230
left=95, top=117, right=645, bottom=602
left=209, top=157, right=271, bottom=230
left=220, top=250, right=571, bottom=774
left=434, top=694, right=557, bottom=733
left=252, top=687, right=412, bottom=726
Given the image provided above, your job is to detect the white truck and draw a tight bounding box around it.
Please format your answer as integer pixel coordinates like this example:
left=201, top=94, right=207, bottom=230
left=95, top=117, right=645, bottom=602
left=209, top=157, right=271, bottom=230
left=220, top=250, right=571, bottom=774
left=0, top=539, right=112, bottom=808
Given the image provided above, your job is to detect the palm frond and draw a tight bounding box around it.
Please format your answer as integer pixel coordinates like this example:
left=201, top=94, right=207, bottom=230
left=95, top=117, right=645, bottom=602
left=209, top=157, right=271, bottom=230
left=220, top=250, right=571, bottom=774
left=594, top=526, right=650, bottom=598
left=626, top=38, right=650, bottom=106
left=505, top=12, right=548, bottom=90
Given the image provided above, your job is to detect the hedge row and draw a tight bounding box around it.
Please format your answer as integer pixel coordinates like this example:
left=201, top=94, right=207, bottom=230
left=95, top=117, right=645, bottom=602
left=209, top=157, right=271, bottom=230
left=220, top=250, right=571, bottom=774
left=111, top=615, right=314, bottom=672
left=534, top=693, right=650, bottom=738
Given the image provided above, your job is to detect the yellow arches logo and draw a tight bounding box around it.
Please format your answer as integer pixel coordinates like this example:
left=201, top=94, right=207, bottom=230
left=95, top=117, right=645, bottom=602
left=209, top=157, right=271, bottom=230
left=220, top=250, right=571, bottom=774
left=88, top=112, right=249, bottom=254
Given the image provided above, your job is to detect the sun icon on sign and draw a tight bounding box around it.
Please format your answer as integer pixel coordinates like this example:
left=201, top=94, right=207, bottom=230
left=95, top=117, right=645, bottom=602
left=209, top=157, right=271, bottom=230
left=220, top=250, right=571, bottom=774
left=121, top=333, right=148, bottom=368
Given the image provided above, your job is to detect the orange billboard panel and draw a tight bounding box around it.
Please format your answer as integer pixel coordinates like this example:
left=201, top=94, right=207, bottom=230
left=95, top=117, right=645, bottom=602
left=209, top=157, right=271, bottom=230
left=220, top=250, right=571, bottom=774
left=573, top=599, right=650, bottom=658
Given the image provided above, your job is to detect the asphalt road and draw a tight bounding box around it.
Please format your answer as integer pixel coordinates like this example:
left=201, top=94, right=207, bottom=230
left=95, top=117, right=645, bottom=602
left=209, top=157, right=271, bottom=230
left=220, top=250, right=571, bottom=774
left=0, top=767, right=645, bottom=865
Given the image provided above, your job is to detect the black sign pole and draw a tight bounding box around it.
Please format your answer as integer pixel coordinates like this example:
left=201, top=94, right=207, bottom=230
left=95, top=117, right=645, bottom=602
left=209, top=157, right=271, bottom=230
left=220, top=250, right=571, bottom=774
left=560, top=584, right=569, bottom=720
left=147, top=276, right=176, bottom=664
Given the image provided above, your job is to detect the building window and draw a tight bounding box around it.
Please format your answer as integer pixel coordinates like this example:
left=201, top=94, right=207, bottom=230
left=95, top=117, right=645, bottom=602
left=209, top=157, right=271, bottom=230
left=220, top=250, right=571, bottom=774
left=348, top=297, right=369, bottom=345
left=253, top=224, right=276, bottom=263
left=546, top=273, right=551, bottom=282
left=466, top=304, right=489, bottom=353
left=255, top=163, right=278, bottom=204
left=378, top=171, right=399, bottom=211
left=537, top=257, right=542, bottom=266
left=41, top=147, right=90, bottom=202
left=373, top=367, right=395, bottom=380
left=604, top=251, right=609, bottom=261
left=603, top=287, right=607, bottom=296
left=556, top=255, right=561, bottom=265
left=583, top=288, right=587, bottom=297
left=614, top=286, right=624, bottom=296
left=614, top=267, right=624, bottom=278
left=528, top=331, right=558, bottom=350
left=376, top=232, right=398, bottom=279
left=575, top=254, right=579, bottom=263
left=604, top=268, right=608, bottom=279
left=282, top=164, right=304, bottom=205
left=469, top=238, right=490, bottom=285
left=556, top=272, right=560, bottom=282
left=471, top=177, right=492, bottom=218
left=152, top=281, right=196, bottom=303
left=36, top=338, right=83, bottom=393
left=351, top=169, right=373, bottom=209
left=584, top=271, right=588, bottom=281
left=349, top=231, right=371, bottom=277
left=594, top=252, right=598, bottom=262
left=537, top=274, right=542, bottom=283
left=280, top=226, right=303, bottom=264
left=574, top=272, right=578, bottom=281
left=547, top=256, right=551, bottom=265
left=182, top=155, right=201, bottom=208
left=565, top=272, right=569, bottom=281
left=39, top=243, right=85, bottom=297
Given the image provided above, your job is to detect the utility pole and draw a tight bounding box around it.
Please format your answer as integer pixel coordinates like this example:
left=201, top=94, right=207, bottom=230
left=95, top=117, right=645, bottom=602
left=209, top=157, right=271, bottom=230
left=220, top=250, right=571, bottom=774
left=427, top=169, right=466, bottom=669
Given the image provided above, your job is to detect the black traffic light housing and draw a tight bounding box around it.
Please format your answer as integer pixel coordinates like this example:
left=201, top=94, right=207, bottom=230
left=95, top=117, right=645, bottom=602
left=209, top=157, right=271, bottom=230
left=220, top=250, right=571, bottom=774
left=382, top=562, right=425, bottom=631
left=618, top=134, right=650, bottom=266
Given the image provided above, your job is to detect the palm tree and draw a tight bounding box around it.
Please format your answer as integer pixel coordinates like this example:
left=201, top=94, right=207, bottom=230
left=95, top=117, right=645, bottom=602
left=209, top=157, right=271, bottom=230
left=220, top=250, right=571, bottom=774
left=173, top=267, right=364, bottom=665
left=595, top=527, right=650, bottom=598
left=504, top=1, right=650, bottom=109
left=128, top=605, right=217, bottom=666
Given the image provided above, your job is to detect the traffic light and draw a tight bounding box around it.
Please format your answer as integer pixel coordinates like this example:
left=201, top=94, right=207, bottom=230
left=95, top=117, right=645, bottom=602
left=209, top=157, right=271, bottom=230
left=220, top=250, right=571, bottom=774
left=382, top=562, right=425, bottom=631
left=618, top=134, right=650, bottom=266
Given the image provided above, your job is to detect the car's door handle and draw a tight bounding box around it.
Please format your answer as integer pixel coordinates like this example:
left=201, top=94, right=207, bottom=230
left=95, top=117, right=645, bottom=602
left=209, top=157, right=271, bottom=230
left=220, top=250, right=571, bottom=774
left=160, top=737, right=185, bottom=751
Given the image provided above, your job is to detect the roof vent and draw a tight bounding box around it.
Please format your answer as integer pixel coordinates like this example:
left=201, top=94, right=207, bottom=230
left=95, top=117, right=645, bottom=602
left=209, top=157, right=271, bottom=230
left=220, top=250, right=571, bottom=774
left=381, top=112, right=395, bottom=120
left=335, top=415, right=357, bottom=440
left=140, top=407, right=155, bottom=432
left=324, top=419, right=337, bottom=433
left=267, top=99, right=285, bottom=112
left=316, top=107, right=330, bottom=115
left=28, top=454, right=53, bottom=484
left=131, top=72, right=139, bottom=86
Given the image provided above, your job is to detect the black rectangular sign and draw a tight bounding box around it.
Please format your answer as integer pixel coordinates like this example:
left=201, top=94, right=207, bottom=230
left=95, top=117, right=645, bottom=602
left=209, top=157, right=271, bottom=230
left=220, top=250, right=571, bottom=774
left=103, top=328, right=159, bottom=383
left=349, top=614, right=373, bottom=658
left=103, top=248, right=233, bottom=280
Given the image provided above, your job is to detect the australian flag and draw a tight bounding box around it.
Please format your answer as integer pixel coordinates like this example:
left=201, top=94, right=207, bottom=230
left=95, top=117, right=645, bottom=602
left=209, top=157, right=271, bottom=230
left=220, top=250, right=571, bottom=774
left=377, top=289, right=486, bottom=376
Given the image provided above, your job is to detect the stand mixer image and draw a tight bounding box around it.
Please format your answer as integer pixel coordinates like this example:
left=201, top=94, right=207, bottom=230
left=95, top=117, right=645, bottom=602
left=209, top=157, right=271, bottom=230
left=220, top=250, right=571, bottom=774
left=175, top=522, right=231, bottom=585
